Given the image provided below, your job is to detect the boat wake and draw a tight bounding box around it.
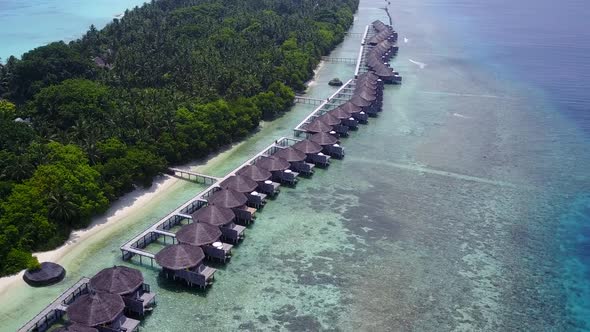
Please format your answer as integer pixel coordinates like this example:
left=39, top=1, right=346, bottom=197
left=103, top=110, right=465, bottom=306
left=409, top=59, right=426, bottom=69
left=404, top=37, right=409, bottom=43
left=452, top=112, right=471, bottom=119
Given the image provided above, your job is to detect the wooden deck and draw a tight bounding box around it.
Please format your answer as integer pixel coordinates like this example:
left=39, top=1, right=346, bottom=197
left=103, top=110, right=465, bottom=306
left=294, top=96, right=325, bottom=106
left=18, top=278, right=90, bottom=332
left=168, top=168, right=220, bottom=184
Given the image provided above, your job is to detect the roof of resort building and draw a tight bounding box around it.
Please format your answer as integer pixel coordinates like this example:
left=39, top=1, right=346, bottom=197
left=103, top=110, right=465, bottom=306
left=89, top=266, right=143, bottom=296
left=349, top=95, right=372, bottom=107
left=310, top=132, right=338, bottom=146
left=55, top=323, right=99, bottom=332
left=66, top=291, right=125, bottom=327
left=208, top=188, right=248, bottom=208
left=274, top=146, right=307, bottom=162
left=337, top=102, right=362, bottom=114
left=236, top=164, right=272, bottom=182
left=303, top=118, right=333, bottom=133
left=23, top=262, right=66, bottom=287
left=255, top=155, right=290, bottom=172
left=220, top=175, right=258, bottom=193
left=191, top=205, right=235, bottom=226
left=176, top=222, right=222, bottom=247
left=328, top=107, right=353, bottom=120
left=292, top=139, right=323, bottom=154
left=155, top=244, right=205, bottom=270
left=317, top=112, right=341, bottom=126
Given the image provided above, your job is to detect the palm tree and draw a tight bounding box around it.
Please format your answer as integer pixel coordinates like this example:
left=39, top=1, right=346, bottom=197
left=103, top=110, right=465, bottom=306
left=47, top=190, right=78, bottom=225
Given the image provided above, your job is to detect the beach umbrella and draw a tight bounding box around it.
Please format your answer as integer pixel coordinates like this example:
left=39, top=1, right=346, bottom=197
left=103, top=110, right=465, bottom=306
left=310, top=132, right=338, bottom=146
left=317, top=112, right=341, bottom=126
left=208, top=189, right=248, bottom=208
left=220, top=175, right=258, bottom=193
left=66, top=291, right=124, bottom=327
left=292, top=139, right=323, bottom=154
left=191, top=205, right=235, bottom=226
left=90, top=266, right=143, bottom=295
left=303, top=118, right=332, bottom=133
left=176, top=222, right=222, bottom=247
left=274, top=147, right=307, bottom=162
left=236, top=165, right=272, bottom=182
left=155, top=244, right=205, bottom=270
left=255, top=156, right=290, bottom=172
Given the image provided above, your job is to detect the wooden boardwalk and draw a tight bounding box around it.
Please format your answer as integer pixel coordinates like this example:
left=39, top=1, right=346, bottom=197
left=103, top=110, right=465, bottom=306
left=294, top=96, right=325, bottom=106
left=18, top=278, right=90, bottom=332
left=321, top=56, right=357, bottom=64
left=120, top=137, right=302, bottom=266
left=168, top=168, right=220, bottom=184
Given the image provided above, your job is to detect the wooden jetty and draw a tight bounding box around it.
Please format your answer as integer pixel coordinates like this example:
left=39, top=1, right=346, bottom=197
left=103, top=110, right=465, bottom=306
left=18, top=278, right=90, bottom=332
left=168, top=168, right=220, bottom=184
left=120, top=137, right=302, bottom=266
left=321, top=56, right=357, bottom=64
left=355, top=25, right=373, bottom=78
left=294, top=96, right=325, bottom=106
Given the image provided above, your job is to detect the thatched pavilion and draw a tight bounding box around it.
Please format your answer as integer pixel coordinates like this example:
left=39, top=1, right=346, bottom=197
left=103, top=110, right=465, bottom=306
left=155, top=244, right=216, bottom=289
left=90, top=266, right=155, bottom=316
left=191, top=205, right=245, bottom=243
left=220, top=175, right=267, bottom=208
left=207, top=188, right=256, bottom=224
left=255, top=156, right=298, bottom=185
left=176, top=222, right=232, bottom=263
left=66, top=291, right=139, bottom=332
left=236, top=164, right=280, bottom=196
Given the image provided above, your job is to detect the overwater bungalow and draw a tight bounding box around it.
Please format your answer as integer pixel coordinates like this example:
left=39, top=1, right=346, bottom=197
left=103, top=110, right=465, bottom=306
left=350, top=95, right=378, bottom=116
left=310, top=132, right=344, bottom=159
left=208, top=188, right=256, bottom=224
left=274, top=146, right=315, bottom=175
left=292, top=139, right=331, bottom=167
left=336, top=101, right=368, bottom=123
left=155, top=244, right=216, bottom=289
left=328, top=107, right=359, bottom=129
left=255, top=155, right=298, bottom=185
left=303, top=117, right=333, bottom=134
left=66, top=291, right=140, bottom=332
left=89, top=266, right=155, bottom=316
left=191, top=205, right=245, bottom=244
left=236, top=164, right=280, bottom=196
left=220, top=175, right=266, bottom=208
left=176, top=222, right=232, bottom=263
left=317, top=112, right=349, bottom=136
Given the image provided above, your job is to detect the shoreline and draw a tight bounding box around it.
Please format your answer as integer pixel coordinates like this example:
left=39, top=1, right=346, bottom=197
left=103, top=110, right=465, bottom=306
left=0, top=174, right=181, bottom=296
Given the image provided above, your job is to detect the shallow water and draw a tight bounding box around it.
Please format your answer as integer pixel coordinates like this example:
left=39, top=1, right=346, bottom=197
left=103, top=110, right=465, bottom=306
left=2, top=0, right=590, bottom=330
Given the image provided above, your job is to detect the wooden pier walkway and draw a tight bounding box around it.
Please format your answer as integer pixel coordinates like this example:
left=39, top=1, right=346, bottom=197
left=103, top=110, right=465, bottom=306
left=321, top=56, right=357, bottom=64
left=18, top=278, right=90, bottom=332
left=294, top=96, right=325, bottom=106
left=120, top=137, right=302, bottom=266
left=168, top=168, right=220, bottom=184
left=354, top=25, right=372, bottom=77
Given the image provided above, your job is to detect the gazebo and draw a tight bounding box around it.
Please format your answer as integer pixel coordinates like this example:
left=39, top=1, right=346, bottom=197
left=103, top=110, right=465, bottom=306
left=274, top=147, right=314, bottom=175
left=220, top=175, right=266, bottom=208
left=191, top=205, right=244, bottom=244
left=237, top=164, right=280, bottom=197
left=89, top=266, right=155, bottom=316
left=176, top=222, right=232, bottom=262
left=155, top=244, right=215, bottom=288
left=292, top=139, right=331, bottom=167
left=255, top=156, right=298, bottom=185
left=66, top=291, right=139, bottom=332
left=310, top=133, right=344, bottom=159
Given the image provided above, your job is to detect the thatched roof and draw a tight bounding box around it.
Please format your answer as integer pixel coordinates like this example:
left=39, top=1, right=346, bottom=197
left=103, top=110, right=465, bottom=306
left=274, top=147, right=306, bottom=162
left=317, top=113, right=341, bottom=126
left=56, top=323, right=99, bottom=332
left=310, top=132, right=338, bottom=146
left=255, top=155, right=290, bottom=171
left=89, top=266, right=143, bottom=296
left=220, top=175, right=258, bottom=193
left=191, top=205, right=235, bottom=226
left=349, top=95, right=372, bottom=107
left=176, top=222, right=222, bottom=246
left=303, top=118, right=332, bottom=133
left=66, top=291, right=124, bottom=327
left=337, top=102, right=362, bottom=115
left=23, top=262, right=66, bottom=287
left=328, top=107, right=352, bottom=120
left=208, top=189, right=248, bottom=208
left=155, top=244, right=205, bottom=270
left=236, top=164, right=272, bottom=182
left=292, top=139, right=323, bottom=154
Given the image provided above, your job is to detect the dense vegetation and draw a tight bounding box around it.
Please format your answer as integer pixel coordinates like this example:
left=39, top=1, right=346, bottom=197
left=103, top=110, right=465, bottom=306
left=0, top=0, right=358, bottom=276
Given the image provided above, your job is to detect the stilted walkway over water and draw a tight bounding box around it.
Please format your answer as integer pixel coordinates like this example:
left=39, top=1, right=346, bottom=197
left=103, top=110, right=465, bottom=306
left=168, top=168, right=220, bottom=184
left=18, top=278, right=90, bottom=332
left=294, top=96, right=326, bottom=106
